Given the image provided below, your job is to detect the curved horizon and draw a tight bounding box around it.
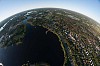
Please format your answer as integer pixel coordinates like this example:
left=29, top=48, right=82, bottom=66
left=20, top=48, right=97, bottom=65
left=0, top=0, right=100, bottom=23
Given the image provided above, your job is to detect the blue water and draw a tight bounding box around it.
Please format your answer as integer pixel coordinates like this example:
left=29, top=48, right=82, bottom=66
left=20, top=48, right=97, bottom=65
left=0, top=20, right=64, bottom=66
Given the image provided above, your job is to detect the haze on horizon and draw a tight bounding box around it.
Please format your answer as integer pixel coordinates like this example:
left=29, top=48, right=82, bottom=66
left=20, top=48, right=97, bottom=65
left=0, top=0, right=100, bottom=23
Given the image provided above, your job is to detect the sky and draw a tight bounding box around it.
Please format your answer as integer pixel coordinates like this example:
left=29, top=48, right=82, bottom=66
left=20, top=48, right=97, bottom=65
left=0, top=0, right=100, bottom=23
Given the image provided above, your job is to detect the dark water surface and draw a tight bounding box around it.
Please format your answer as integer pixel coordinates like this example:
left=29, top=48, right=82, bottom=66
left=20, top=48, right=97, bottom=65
left=0, top=25, right=64, bottom=66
